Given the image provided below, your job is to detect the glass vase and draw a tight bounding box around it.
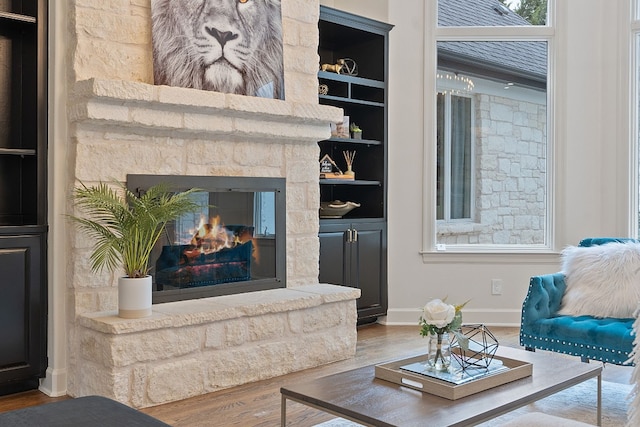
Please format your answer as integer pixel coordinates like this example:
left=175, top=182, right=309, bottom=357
left=427, top=332, right=451, bottom=371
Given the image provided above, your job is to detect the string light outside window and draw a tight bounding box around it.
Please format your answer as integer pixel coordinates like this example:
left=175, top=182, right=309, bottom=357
left=436, top=71, right=475, bottom=96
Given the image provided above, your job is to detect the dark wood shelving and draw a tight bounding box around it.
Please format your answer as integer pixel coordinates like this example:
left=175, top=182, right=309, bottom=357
left=0, top=0, right=48, bottom=394
left=318, top=6, right=392, bottom=322
left=319, top=94, right=384, bottom=107
left=318, top=71, right=385, bottom=87
left=0, top=11, right=36, bottom=23
left=0, top=148, right=37, bottom=156
left=320, top=137, right=381, bottom=146
left=320, top=179, right=381, bottom=186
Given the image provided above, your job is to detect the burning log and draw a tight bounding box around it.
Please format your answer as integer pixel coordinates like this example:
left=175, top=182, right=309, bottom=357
left=155, top=223, right=255, bottom=289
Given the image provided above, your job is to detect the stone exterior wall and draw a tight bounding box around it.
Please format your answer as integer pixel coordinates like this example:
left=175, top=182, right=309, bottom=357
left=64, top=0, right=352, bottom=404
left=437, top=92, right=547, bottom=245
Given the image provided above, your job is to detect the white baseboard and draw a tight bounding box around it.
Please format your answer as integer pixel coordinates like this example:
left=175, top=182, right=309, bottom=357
left=39, top=366, right=68, bottom=397
left=380, top=308, right=522, bottom=327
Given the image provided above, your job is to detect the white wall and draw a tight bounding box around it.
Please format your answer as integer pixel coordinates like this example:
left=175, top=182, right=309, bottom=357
left=328, top=0, right=633, bottom=326
left=320, top=0, right=388, bottom=23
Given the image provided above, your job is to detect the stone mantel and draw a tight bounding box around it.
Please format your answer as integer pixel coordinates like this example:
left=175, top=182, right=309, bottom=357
left=69, top=78, right=343, bottom=142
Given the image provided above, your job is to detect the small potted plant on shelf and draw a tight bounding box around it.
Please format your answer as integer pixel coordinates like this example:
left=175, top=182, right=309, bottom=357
left=69, top=181, right=201, bottom=319
left=350, top=122, right=362, bottom=139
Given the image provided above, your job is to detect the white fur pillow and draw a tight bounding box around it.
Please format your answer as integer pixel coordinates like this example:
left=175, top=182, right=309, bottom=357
left=557, top=242, right=640, bottom=318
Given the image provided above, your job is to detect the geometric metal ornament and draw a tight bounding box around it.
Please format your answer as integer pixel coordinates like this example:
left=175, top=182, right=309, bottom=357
left=450, top=324, right=499, bottom=371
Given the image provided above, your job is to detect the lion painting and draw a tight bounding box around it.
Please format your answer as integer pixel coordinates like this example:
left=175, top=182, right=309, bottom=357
left=151, top=0, right=284, bottom=99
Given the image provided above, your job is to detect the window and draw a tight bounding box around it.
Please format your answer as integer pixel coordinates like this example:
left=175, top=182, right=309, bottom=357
left=254, top=192, right=276, bottom=237
left=428, top=0, right=552, bottom=250
left=437, top=92, right=474, bottom=221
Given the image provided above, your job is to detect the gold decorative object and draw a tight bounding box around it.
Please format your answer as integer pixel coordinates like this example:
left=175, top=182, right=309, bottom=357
left=320, top=58, right=358, bottom=76
left=320, top=59, right=345, bottom=74
left=318, top=84, right=329, bottom=95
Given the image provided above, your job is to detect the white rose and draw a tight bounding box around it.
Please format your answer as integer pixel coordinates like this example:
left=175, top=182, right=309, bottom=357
left=422, top=299, right=455, bottom=328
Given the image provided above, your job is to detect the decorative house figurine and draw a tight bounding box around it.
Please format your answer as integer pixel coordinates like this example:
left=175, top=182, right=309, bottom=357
left=320, top=153, right=336, bottom=174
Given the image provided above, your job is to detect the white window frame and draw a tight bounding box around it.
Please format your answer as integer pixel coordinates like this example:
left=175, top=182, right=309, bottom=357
left=632, top=0, right=640, bottom=239
left=422, top=0, right=556, bottom=255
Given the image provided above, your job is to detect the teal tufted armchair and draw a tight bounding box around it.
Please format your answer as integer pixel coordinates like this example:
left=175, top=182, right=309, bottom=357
left=519, top=238, right=637, bottom=365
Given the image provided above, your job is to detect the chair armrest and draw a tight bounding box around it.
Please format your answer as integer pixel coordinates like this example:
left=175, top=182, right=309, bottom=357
left=521, top=272, right=566, bottom=326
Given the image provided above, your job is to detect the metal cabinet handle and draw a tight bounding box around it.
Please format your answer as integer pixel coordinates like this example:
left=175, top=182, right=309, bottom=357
left=347, top=228, right=353, bottom=243
left=353, top=229, right=358, bottom=242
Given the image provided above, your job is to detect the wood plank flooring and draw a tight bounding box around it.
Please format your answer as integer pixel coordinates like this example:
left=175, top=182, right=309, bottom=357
left=0, top=325, right=631, bottom=426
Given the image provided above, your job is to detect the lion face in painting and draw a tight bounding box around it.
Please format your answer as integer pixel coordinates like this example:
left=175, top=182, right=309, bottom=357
left=152, top=0, right=284, bottom=98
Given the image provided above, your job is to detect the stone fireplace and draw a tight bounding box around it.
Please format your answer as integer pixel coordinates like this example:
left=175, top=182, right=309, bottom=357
left=61, top=0, right=359, bottom=408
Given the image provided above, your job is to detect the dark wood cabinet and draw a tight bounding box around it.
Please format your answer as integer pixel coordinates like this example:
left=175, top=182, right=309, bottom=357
left=0, top=0, right=48, bottom=394
left=318, top=7, right=392, bottom=321
left=319, top=220, right=387, bottom=322
left=0, top=232, right=47, bottom=391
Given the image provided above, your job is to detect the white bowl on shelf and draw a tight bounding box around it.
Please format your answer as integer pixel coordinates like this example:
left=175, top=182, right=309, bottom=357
left=319, top=200, right=361, bottom=218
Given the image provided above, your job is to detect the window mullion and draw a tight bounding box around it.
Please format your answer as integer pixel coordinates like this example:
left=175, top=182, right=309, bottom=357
left=444, top=94, right=452, bottom=222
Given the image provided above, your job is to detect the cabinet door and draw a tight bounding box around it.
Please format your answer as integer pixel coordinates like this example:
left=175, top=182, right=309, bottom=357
left=318, top=223, right=349, bottom=286
left=0, top=234, right=46, bottom=386
left=319, top=221, right=387, bottom=320
left=351, top=222, right=386, bottom=318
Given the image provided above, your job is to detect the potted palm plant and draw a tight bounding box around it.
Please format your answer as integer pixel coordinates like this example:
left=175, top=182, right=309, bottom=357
left=69, top=181, right=201, bottom=318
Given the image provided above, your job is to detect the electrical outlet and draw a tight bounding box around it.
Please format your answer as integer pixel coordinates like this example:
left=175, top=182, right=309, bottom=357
left=491, top=279, right=503, bottom=295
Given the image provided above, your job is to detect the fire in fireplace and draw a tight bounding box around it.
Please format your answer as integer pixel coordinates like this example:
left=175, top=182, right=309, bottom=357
left=127, top=175, right=286, bottom=303
left=155, top=222, right=254, bottom=289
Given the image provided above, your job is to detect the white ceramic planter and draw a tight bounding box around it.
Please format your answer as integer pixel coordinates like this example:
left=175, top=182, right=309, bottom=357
left=118, top=276, right=152, bottom=318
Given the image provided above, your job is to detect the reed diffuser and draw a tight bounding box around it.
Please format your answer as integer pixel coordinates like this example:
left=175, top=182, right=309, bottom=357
left=343, top=150, right=356, bottom=178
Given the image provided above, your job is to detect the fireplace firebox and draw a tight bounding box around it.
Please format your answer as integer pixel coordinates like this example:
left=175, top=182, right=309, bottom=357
left=127, top=175, right=286, bottom=303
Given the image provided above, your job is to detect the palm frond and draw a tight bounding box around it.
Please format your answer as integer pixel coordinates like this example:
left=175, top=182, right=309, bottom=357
left=68, top=180, right=201, bottom=278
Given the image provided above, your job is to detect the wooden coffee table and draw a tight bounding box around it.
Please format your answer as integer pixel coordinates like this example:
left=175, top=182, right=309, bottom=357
left=280, top=346, right=602, bottom=427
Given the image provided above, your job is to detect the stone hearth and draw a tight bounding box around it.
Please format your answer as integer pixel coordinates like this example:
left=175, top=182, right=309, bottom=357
left=77, top=284, right=358, bottom=408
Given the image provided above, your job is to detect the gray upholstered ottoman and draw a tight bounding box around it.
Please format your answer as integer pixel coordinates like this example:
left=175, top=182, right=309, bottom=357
left=0, top=395, right=170, bottom=426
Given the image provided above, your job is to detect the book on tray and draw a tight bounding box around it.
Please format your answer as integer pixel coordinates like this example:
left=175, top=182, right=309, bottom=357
left=400, top=357, right=509, bottom=385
